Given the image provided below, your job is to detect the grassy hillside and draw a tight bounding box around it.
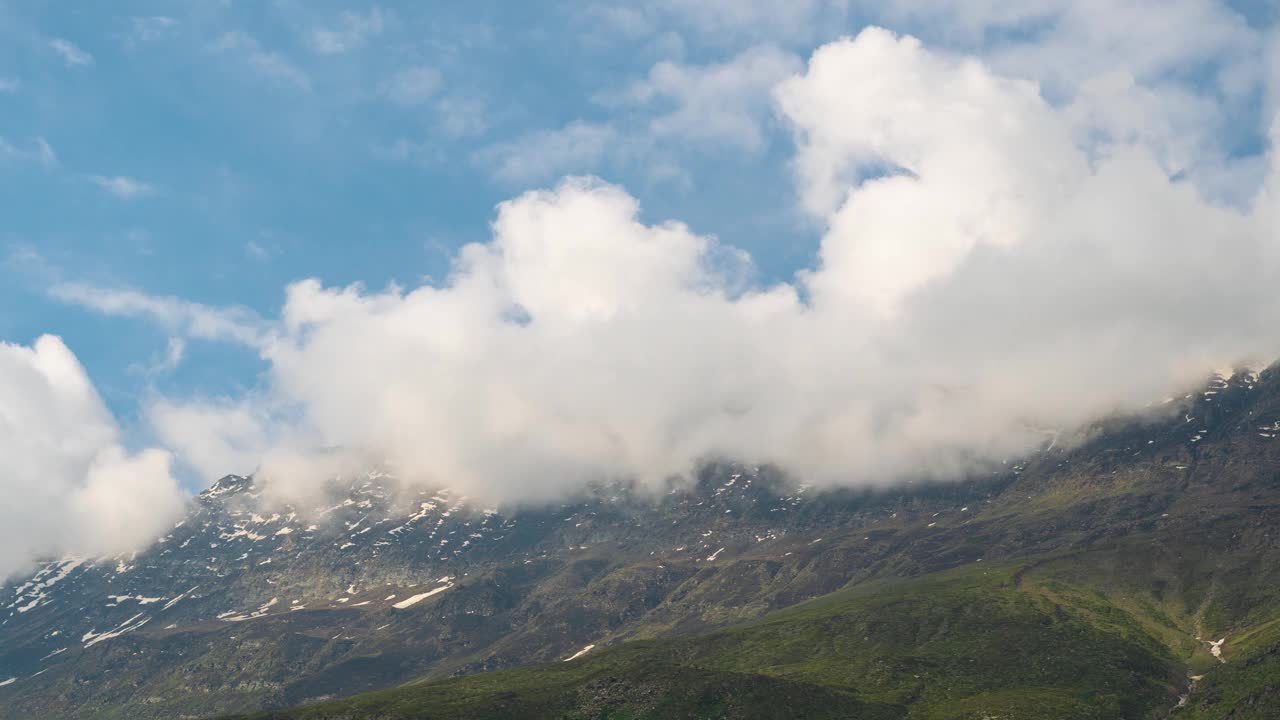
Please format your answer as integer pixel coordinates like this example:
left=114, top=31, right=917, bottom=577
left=234, top=560, right=1234, bottom=720
left=1179, top=618, right=1280, bottom=719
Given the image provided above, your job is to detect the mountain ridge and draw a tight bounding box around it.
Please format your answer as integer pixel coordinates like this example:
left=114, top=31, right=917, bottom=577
left=2, top=368, right=1279, bottom=718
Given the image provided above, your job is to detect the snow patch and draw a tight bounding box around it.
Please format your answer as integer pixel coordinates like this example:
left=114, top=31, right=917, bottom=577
left=564, top=644, right=595, bottom=662
left=392, top=582, right=453, bottom=609
left=83, top=612, right=150, bottom=648
left=1209, top=637, right=1226, bottom=662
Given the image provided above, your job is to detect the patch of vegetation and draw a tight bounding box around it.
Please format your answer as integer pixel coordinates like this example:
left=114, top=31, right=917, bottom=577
left=232, top=563, right=1189, bottom=719
left=1179, top=619, right=1280, bottom=719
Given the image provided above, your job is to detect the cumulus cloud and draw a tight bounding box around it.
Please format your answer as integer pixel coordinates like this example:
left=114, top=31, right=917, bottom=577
left=69, top=27, right=1280, bottom=511
left=613, top=1, right=1268, bottom=203
left=867, top=1, right=1266, bottom=201
left=0, top=336, right=185, bottom=579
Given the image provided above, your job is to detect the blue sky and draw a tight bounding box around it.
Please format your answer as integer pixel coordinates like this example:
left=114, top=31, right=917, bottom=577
left=1, top=2, right=852, bottom=428
left=3, top=0, right=1280, bottom=515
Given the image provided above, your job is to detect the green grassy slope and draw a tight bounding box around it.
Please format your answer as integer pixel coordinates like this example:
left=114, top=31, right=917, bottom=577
left=233, top=561, right=1222, bottom=720
left=1179, top=618, right=1280, bottom=719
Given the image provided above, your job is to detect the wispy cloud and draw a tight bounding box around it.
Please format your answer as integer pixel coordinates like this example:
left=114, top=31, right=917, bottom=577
left=476, top=121, right=619, bottom=182
left=154, top=336, right=186, bottom=374
left=0, top=136, right=57, bottom=167
left=125, top=16, right=177, bottom=47
left=594, top=0, right=848, bottom=45
left=213, top=31, right=311, bottom=90
left=49, top=282, right=266, bottom=348
left=50, top=38, right=94, bottom=67
left=602, top=45, right=800, bottom=151
left=33, top=137, right=57, bottom=167
left=436, top=94, right=491, bottom=138
left=379, top=65, right=440, bottom=105
left=245, top=241, right=271, bottom=261
left=309, top=7, right=386, bottom=54
left=89, top=174, right=154, bottom=199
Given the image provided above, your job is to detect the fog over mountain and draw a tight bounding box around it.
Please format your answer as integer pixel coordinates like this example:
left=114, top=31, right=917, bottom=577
left=5, top=17, right=1280, bottom=579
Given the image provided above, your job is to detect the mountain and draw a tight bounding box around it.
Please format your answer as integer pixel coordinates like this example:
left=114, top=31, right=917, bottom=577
left=3, top=370, right=1280, bottom=719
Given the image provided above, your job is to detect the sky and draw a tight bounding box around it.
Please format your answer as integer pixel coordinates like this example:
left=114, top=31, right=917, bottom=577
left=1, top=1, right=1279, bottom=578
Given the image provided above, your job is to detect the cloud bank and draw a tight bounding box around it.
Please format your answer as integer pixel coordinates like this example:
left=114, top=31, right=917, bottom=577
left=105, top=28, right=1279, bottom=510
left=0, top=336, right=186, bottom=579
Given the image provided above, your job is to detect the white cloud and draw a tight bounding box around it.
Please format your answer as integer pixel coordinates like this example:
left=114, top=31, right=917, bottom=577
left=588, top=5, right=655, bottom=37
left=110, top=28, right=1280, bottom=511
left=50, top=38, right=94, bottom=67
left=871, top=0, right=1258, bottom=85
left=652, top=0, right=851, bottom=44
left=608, top=45, right=801, bottom=151
left=125, top=16, right=177, bottom=46
left=869, top=1, right=1266, bottom=197
left=0, top=136, right=56, bottom=167
left=379, top=65, right=441, bottom=105
left=213, top=31, right=311, bottom=90
left=33, top=137, right=57, bottom=167
left=89, top=175, right=154, bottom=199
left=145, top=393, right=369, bottom=509
left=775, top=27, right=1275, bottom=310
left=775, top=28, right=1077, bottom=312
left=435, top=94, right=490, bottom=137
left=245, top=241, right=271, bottom=261
left=49, top=283, right=265, bottom=347
left=147, top=397, right=273, bottom=483
left=477, top=122, right=620, bottom=183
left=0, top=336, right=185, bottom=580
left=152, top=336, right=186, bottom=374
left=0, top=77, right=18, bottom=93
left=309, top=7, right=386, bottom=54
left=606, top=1, right=1268, bottom=203
left=562, top=44, right=798, bottom=182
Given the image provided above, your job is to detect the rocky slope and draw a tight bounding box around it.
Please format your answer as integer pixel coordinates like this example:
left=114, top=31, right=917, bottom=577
left=3, top=369, right=1280, bottom=718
